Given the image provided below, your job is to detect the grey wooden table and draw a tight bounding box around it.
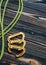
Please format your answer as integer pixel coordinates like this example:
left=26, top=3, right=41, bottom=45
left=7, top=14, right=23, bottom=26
left=0, top=0, right=46, bottom=65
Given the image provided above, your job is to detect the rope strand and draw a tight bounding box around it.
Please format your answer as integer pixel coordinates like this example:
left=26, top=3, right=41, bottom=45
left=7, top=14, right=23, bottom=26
left=0, top=0, right=23, bottom=60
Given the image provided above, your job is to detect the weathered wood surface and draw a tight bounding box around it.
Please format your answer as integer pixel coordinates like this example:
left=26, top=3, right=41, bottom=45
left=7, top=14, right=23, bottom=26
left=0, top=1, right=46, bottom=65
left=3, top=2, right=46, bottom=28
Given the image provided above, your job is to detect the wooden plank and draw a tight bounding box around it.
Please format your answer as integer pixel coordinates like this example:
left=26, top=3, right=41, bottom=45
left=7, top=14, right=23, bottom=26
left=0, top=1, right=46, bottom=64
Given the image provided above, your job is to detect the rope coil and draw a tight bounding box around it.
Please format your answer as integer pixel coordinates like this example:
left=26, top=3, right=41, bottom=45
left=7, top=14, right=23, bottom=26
left=8, top=32, right=26, bottom=58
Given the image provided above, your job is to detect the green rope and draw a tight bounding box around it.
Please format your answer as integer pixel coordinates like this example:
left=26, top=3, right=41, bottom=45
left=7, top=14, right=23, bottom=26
left=0, top=0, right=23, bottom=38
left=0, top=0, right=3, bottom=60
left=0, top=0, right=23, bottom=60
left=4, top=0, right=23, bottom=35
left=0, top=0, right=9, bottom=60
